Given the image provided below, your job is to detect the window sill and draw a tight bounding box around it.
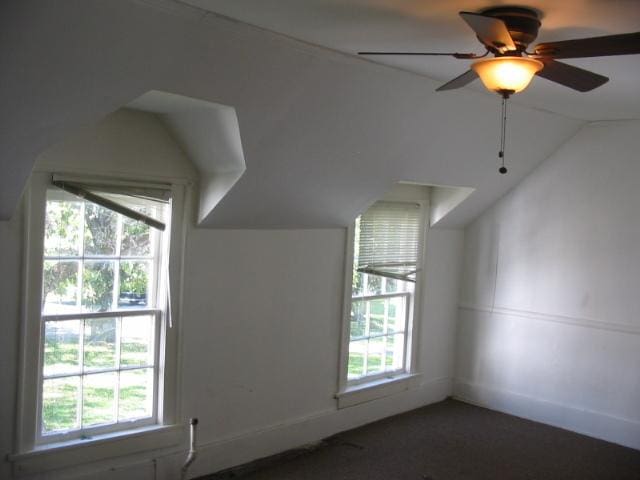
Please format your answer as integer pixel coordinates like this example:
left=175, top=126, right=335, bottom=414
left=9, top=424, right=184, bottom=476
left=335, top=373, right=422, bottom=409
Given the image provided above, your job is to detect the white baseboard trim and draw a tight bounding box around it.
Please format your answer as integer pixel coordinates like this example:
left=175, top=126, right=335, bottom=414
left=453, top=379, right=640, bottom=451
left=186, top=376, right=452, bottom=478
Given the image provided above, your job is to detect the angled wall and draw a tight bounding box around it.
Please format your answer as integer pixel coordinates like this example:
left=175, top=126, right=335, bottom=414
left=455, top=120, right=640, bottom=450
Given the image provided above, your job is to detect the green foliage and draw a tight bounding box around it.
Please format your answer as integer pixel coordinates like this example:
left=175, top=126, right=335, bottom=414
left=121, top=219, right=150, bottom=256
left=367, top=275, right=382, bottom=295
left=82, top=262, right=114, bottom=311
left=367, top=354, right=382, bottom=373
left=348, top=352, right=364, bottom=377
left=45, top=338, right=79, bottom=370
left=352, top=270, right=363, bottom=295
left=120, top=262, right=148, bottom=296
left=83, top=319, right=117, bottom=370
left=385, top=351, right=394, bottom=367
left=43, top=380, right=78, bottom=432
left=83, top=379, right=115, bottom=426
left=45, top=201, right=81, bottom=256
left=120, top=341, right=148, bottom=366
left=119, top=371, right=150, bottom=419
left=350, top=302, right=366, bottom=339
left=84, top=204, right=117, bottom=255
left=43, top=261, right=77, bottom=307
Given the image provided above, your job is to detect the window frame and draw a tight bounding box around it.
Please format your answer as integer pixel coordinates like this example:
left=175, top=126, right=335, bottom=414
left=15, top=171, right=186, bottom=458
left=337, top=192, right=429, bottom=403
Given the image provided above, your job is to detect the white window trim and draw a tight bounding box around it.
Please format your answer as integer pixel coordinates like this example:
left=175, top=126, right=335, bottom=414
left=12, top=171, right=189, bottom=473
left=336, top=193, right=429, bottom=407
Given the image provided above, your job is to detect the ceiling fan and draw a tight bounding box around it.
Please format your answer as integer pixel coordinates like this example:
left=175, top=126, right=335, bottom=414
left=358, top=6, right=640, bottom=95
left=359, top=6, right=640, bottom=174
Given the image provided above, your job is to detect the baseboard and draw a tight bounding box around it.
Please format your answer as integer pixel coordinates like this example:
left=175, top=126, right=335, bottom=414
left=453, top=379, right=640, bottom=451
left=186, top=376, right=452, bottom=477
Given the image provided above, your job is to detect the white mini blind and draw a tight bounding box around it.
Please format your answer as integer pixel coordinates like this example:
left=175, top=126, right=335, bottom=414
left=356, top=201, right=422, bottom=282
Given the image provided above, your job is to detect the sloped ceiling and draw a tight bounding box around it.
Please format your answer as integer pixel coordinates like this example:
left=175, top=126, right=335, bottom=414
left=183, top=0, right=640, bottom=121
left=0, top=0, right=584, bottom=228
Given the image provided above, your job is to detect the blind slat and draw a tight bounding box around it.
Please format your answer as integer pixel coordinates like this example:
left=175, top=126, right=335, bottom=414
left=356, top=201, right=421, bottom=281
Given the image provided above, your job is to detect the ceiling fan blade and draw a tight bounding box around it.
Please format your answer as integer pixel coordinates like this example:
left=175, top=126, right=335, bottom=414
left=459, top=11, right=516, bottom=52
left=534, top=32, right=640, bottom=59
left=357, top=51, right=479, bottom=58
left=536, top=59, right=609, bottom=92
left=436, top=69, right=479, bottom=91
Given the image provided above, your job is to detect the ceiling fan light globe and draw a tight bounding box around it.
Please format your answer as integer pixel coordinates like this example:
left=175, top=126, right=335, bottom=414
left=471, top=57, right=543, bottom=94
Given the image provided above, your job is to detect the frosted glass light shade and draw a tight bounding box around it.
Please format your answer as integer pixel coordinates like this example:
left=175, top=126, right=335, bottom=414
left=471, top=57, right=543, bottom=94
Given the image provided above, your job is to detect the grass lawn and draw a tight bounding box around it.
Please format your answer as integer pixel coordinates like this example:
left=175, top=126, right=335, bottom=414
left=43, top=339, right=152, bottom=433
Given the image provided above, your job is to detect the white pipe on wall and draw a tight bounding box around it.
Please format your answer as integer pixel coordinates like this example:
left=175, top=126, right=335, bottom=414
left=180, top=418, right=198, bottom=480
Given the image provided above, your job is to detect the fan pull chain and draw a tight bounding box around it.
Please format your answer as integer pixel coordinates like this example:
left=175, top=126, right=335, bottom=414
left=498, top=93, right=508, bottom=174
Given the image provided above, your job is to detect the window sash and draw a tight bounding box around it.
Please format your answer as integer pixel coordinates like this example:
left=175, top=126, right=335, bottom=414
left=347, top=291, right=411, bottom=382
left=36, top=311, right=161, bottom=444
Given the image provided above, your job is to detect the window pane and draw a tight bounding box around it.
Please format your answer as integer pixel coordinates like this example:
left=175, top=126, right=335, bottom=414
left=84, top=318, right=117, bottom=372
left=352, top=271, right=364, bottom=296
left=386, top=333, right=404, bottom=371
left=384, top=278, right=398, bottom=294
left=82, top=261, right=115, bottom=312
left=121, top=316, right=155, bottom=367
left=84, top=203, right=117, bottom=255
left=42, top=260, right=79, bottom=314
left=369, top=299, right=385, bottom=335
left=82, top=372, right=116, bottom=427
left=119, top=368, right=153, bottom=421
left=118, top=261, right=150, bottom=309
left=347, top=339, right=367, bottom=380
left=42, top=376, right=80, bottom=433
left=366, top=275, right=382, bottom=295
left=387, top=296, right=405, bottom=334
left=44, top=200, right=82, bottom=257
left=121, top=218, right=151, bottom=257
left=44, top=320, right=81, bottom=377
left=349, top=301, right=366, bottom=340
left=367, top=336, right=384, bottom=375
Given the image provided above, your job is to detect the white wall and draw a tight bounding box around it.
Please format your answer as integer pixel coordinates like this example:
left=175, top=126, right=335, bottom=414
left=0, top=0, right=582, bottom=228
left=34, top=108, right=197, bottom=181
left=455, top=120, right=640, bottom=450
left=0, top=111, right=463, bottom=479
left=0, top=212, right=22, bottom=480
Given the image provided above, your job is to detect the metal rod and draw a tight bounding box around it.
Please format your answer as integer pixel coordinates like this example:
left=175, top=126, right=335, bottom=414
left=52, top=180, right=166, bottom=231
left=356, top=268, right=418, bottom=283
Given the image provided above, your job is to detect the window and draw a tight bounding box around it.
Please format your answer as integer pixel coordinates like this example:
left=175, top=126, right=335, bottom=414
left=16, top=173, right=184, bottom=457
left=339, top=199, right=426, bottom=396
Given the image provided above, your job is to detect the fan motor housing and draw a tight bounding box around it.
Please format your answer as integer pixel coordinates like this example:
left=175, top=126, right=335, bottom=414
left=481, top=6, right=541, bottom=52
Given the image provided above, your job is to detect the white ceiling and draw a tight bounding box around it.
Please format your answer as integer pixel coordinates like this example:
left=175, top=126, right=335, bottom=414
left=181, top=0, right=640, bottom=121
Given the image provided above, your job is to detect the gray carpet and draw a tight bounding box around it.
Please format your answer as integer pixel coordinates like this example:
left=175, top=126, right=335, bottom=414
left=204, top=399, right=640, bottom=480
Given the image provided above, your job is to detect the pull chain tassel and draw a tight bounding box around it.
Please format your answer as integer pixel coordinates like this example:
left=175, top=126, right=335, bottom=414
left=498, top=94, right=508, bottom=174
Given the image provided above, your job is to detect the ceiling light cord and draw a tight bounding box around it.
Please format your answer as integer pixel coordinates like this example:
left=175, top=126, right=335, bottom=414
left=498, top=93, right=509, bottom=174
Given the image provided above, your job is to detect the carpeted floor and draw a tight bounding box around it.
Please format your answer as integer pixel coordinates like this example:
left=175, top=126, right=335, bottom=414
left=204, top=399, right=640, bottom=480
